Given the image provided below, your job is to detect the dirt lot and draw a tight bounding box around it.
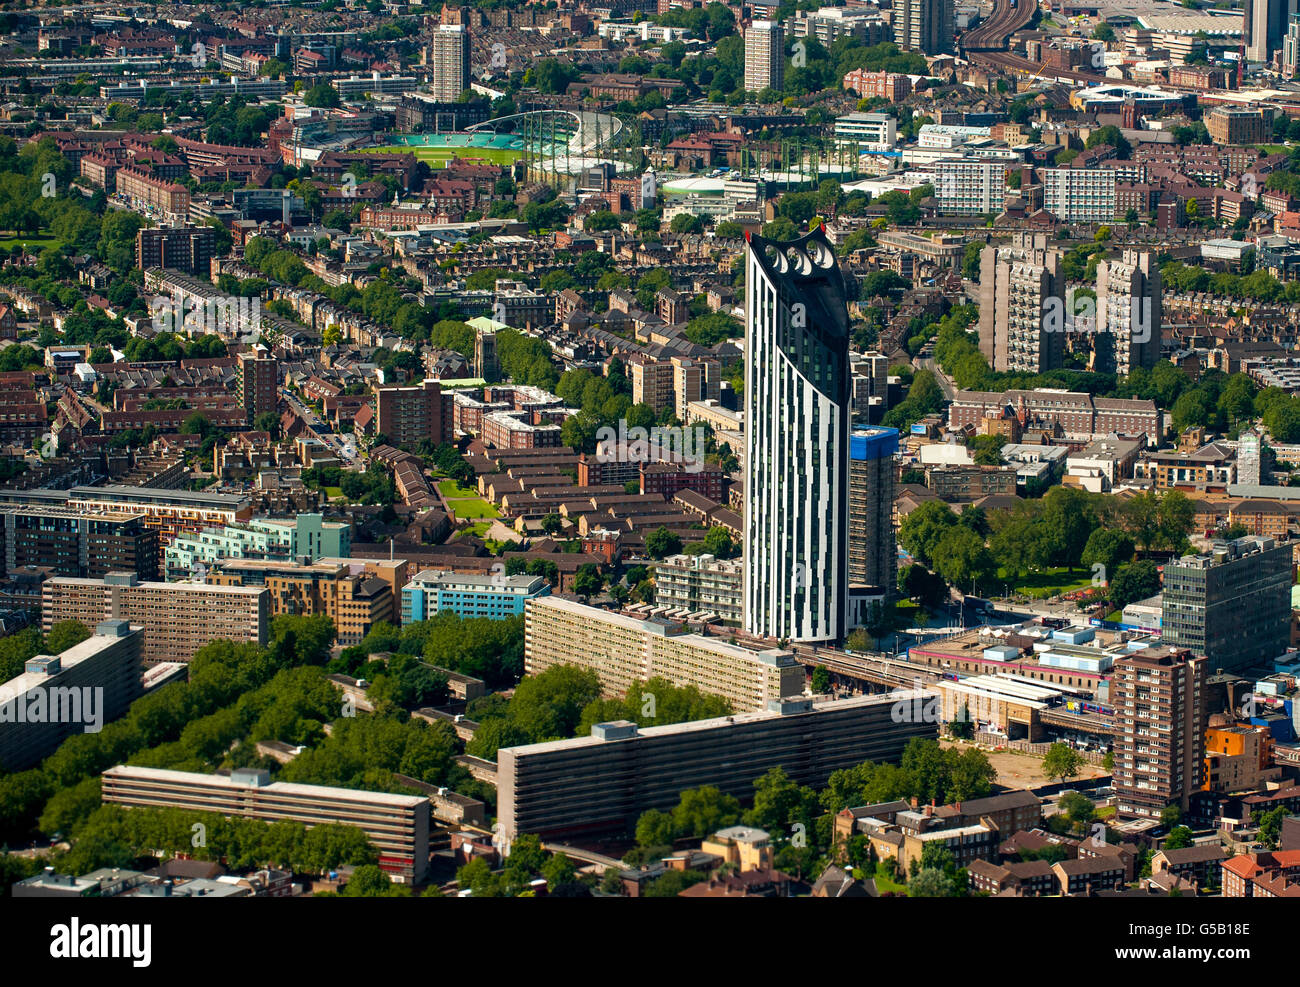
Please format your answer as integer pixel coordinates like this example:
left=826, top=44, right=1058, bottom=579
left=941, top=739, right=1109, bottom=789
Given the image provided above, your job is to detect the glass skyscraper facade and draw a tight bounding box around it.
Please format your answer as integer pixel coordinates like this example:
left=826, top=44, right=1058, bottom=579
left=743, top=227, right=851, bottom=643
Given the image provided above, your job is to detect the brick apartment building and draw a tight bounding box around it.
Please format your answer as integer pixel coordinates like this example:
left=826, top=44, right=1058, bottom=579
left=135, top=225, right=217, bottom=277
left=375, top=379, right=453, bottom=448
left=115, top=167, right=190, bottom=223
left=42, top=572, right=269, bottom=665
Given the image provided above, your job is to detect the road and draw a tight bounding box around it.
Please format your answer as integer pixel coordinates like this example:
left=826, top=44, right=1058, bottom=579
left=282, top=387, right=361, bottom=465
left=541, top=843, right=625, bottom=871
left=919, top=356, right=956, bottom=401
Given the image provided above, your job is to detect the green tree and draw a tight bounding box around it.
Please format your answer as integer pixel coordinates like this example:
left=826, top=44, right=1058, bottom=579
left=1059, top=791, right=1096, bottom=831
left=1080, top=529, right=1134, bottom=582
left=1258, top=806, right=1287, bottom=848
left=1085, top=125, right=1130, bottom=159
left=1109, top=560, right=1161, bottom=609
left=636, top=807, right=676, bottom=848
left=44, top=620, right=91, bottom=655
left=909, top=867, right=955, bottom=897
left=573, top=563, right=604, bottom=603
left=305, top=82, right=342, bottom=108
left=670, top=785, right=741, bottom=837
left=1042, top=742, right=1085, bottom=788
left=645, top=526, right=683, bottom=559
left=811, top=665, right=832, bottom=693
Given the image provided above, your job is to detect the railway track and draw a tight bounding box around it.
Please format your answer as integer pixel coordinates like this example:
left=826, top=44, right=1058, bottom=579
left=960, top=0, right=1036, bottom=54
left=969, top=49, right=1109, bottom=85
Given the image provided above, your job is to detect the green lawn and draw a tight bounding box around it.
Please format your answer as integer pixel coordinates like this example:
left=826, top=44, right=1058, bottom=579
left=322, top=486, right=344, bottom=500
left=0, top=233, right=62, bottom=251
left=873, top=869, right=909, bottom=895
left=1000, top=567, right=1094, bottom=600
left=446, top=498, right=499, bottom=520
left=458, top=521, right=492, bottom=539
left=364, top=145, right=523, bottom=167
left=1258, top=144, right=1290, bottom=156
left=437, top=479, right=481, bottom=499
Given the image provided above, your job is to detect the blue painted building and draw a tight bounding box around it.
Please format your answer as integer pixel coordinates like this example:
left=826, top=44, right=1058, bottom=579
left=402, top=569, right=550, bottom=623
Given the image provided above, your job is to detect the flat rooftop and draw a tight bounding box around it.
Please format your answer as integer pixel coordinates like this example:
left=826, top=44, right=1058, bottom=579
left=70, top=484, right=248, bottom=509
left=102, top=764, right=427, bottom=808
left=501, top=690, right=929, bottom=757
left=1, top=624, right=142, bottom=698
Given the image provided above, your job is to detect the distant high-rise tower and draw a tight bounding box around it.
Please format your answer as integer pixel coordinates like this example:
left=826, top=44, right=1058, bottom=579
left=237, top=346, right=278, bottom=425
left=1245, top=0, right=1300, bottom=63
left=977, top=233, right=1065, bottom=374
left=848, top=426, right=898, bottom=596
left=1284, top=12, right=1300, bottom=77
left=1113, top=646, right=1206, bottom=820
left=744, top=227, right=850, bottom=644
left=429, top=24, right=471, bottom=102
left=898, top=0, right=955, bottom=55
left=1161, top=536, right=1291, bottom=673
left=1237, top=427, right=1263, bottom=485
left=744, top=20, right=785, bottom=93
left=1096, top=249, right=1160, bottom=378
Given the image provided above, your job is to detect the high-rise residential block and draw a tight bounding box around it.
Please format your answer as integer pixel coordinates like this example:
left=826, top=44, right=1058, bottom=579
left=977, top=233, right=1065, bottom=374
left=935, top=159, right=1006, bottom=215
left=427, top=24, right=470, bottom=102
left=1284, top=12, right=1300, bottom=78
left=1161, top=536, right=1291, bottom=673
left=135, top=224, right=217, bottom=277
left=745, top=227, right=851, bottom=643
left=897, top=0, right=955, bottom=55
left=744, top=20, right=784, bottom=93
left=849, top=427, right=898, bottom=595
left=0, top=505, right=159, bottom=580
left=628, top=354, right=675, bottom=417
left=1113, top=646, right=1206, bottom=819
left=1096, top=249, right=1160, bottom=378
left=42, top=572, right=269, bottom=665
left=671, top=354, right=720, bottom=421
left=524, top=596, right=803, bottom=711
left=652, top=553, right=743, bottom=624
left=1041, top=167, right=1118, bottom=223
left=0, top=620, right=144, bottom=772
left=496, top=692, right=938, bottom=840
left=375, top=379, right=452, bottom=448
left=237, top=346, right=278, bottom=425
left=102, top=765, right=430, bottom=883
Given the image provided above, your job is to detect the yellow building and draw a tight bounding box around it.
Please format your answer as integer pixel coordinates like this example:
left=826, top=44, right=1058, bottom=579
left=702, top=826, right=774, bottom=871
left=206, top=558, right=393, bottom=645
left=1203, top=722, right=1281, bottom=793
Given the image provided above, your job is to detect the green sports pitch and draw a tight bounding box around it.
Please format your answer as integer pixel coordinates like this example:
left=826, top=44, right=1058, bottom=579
left=362, top=133, right=528, bottom=168
left=364, top=144, right=523, bottom=167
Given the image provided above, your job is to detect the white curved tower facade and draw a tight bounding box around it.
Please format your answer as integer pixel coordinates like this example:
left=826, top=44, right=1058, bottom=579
left=743, top=227, right=851, bottom=644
